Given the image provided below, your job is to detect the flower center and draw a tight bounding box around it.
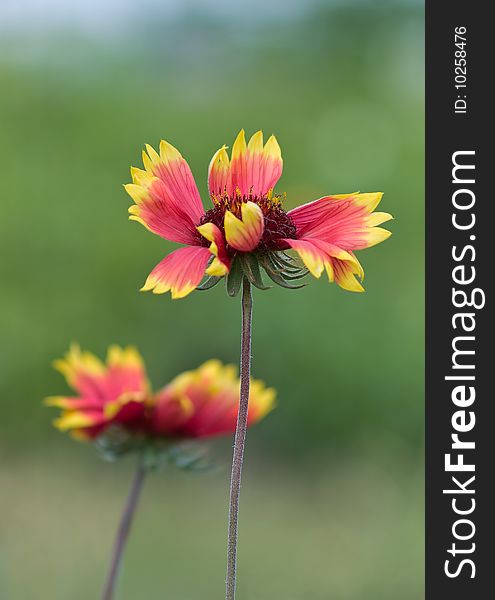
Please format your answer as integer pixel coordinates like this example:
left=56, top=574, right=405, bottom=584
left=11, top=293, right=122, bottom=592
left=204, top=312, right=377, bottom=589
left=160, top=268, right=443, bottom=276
left=198, top=192, right=297, bottom=252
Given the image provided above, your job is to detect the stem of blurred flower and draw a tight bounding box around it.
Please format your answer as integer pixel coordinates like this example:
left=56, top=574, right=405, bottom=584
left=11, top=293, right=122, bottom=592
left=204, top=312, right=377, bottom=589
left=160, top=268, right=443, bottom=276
left=226, top=277, right=253, bottom=600
left=101, top=457, right=146, bottom=600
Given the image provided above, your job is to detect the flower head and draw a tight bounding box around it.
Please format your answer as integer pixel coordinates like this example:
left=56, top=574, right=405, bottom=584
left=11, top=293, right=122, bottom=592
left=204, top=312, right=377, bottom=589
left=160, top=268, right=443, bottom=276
left=45, top=345, right=275, bottom=446
left=45, top=344, right=149, bottom=440
left=125, top=129, right=392, bottom=298
left=151, top=360, right=274, bottom=438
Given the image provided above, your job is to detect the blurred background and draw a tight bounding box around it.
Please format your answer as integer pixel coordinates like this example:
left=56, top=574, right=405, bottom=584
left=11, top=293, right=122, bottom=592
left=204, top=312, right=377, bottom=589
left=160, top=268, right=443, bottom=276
left=0, top=0, right=424, bottom=598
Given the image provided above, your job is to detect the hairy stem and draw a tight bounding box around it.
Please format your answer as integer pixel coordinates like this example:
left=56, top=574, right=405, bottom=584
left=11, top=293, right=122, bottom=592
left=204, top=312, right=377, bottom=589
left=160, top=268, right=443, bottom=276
left=101, top=458, right=146, bottom=600
left=226, top=277, right=253, bottom=600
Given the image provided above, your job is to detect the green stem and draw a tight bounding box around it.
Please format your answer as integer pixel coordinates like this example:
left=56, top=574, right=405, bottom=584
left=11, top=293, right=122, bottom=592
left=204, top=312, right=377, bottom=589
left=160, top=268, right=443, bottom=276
left=226, top=277, right=253, bottom=600
left=101, top=458, right=146, bottom=600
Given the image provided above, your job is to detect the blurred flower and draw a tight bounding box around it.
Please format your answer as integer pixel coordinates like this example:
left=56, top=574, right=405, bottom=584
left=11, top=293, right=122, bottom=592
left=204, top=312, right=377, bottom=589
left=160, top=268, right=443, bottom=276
left=45, top=344, right=148, bottom=440
left=151, top=360, right=274, bottom=438
left=125, top=129, right=393, bottom=297
left=45, top=345, right=275, bottom=444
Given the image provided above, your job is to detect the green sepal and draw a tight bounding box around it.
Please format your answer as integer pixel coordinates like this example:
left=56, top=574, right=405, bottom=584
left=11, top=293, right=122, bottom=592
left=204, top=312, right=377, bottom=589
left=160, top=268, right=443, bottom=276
left=265, top=253, right=309, bottom=280
left=225, top=256, right=244, bottom=297
left=271, top=252, right=305, bottom=273
left=238, top=253, right=271, bottom=290
left=275, top=269, right=308, bottom=281
left=197, top=275, right=222, bottom=291
left=168, top=443, right=214, bottom=472
left=257, top=253, right=308, bottom=289
left=261, top=263, right=307, bottom=289
left=94, top=426, right=214, bottom=473
left=263, top=270, right=307, bottom=289
left=273, top=251, right=297, bottom=267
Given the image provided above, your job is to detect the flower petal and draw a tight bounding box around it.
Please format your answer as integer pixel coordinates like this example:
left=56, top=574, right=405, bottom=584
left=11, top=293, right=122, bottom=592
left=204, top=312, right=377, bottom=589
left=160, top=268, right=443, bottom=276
left=224, top=201, right=264, bottom=252
left=155, top=139, right=204, bottom=221
left=248, top=379, right=277, bottom=423
left=44, top=396, right=104, bottom=411
left=208, top=145, right=232, bottom=199
left=230, top=129, right=248, bottom=195
left=366, top=211, right=394, bottom=227
left=125, top=140, right=204, bottom=244
left=53, top=410, right=106, bottom=432
left=196, top=222, right=231, bottom=276
left=332, top=257, right=365, bottom=292
left=150, top=390, right=195, bottom=435
left=246, top=130, right=264, bottom=193
left=53, top=344, right=107, bottom=399
left=283, top=238, right=365, bottom=292
left=105, top=346, right=150, bottom=398
left=288, top=192, right=392, bottom=251
left=140, top=246, right=212, bottom=299
left=209, top=130, right=283, bottom=198
left=282, top=238, right=327, bottom=277
left=103, top=392, right=147, bottom=425
left=258, top=133, right=283, bottom=195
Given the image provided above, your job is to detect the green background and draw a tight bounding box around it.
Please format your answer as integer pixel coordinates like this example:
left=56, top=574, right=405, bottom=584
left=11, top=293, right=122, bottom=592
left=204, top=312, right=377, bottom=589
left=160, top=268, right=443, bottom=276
left=0, top=1, right=424, bottom=598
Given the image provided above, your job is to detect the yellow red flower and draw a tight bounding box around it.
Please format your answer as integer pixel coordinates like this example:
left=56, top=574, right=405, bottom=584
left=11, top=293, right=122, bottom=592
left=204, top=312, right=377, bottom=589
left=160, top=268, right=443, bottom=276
left=151, top=360, right=274, bottom=438
left=126, top=129, right=392, bottom=297
left=45, top=345, right=275, bottom=441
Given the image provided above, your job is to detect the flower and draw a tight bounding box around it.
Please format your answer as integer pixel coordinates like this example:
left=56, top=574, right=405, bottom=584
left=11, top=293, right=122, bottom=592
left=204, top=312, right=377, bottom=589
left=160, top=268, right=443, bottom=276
left=151, top=360, right=274, bottom=438
left=125, top=129, right=392, bottom=298
left=45, top=345, right=275, bottom=442
left=45, top=345, right=149, bottom=440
